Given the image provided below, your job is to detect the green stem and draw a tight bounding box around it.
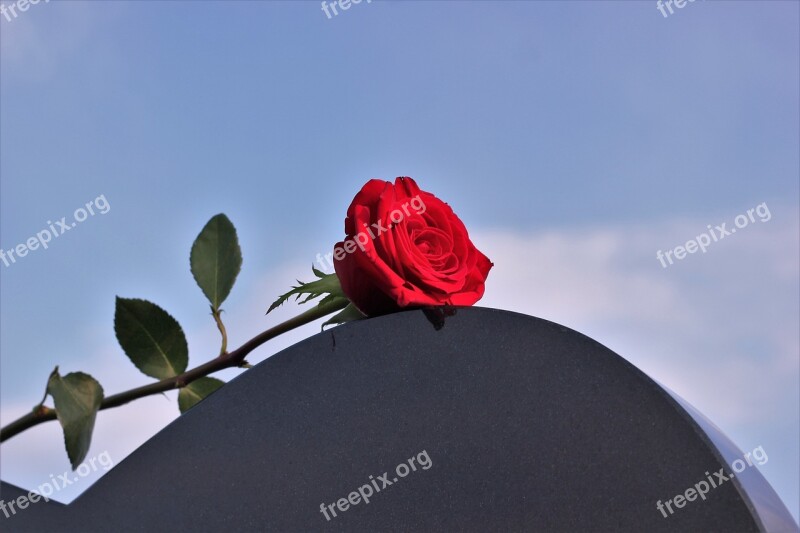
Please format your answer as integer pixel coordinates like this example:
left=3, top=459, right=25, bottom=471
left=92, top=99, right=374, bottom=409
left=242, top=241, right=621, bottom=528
left=212, top=307, right=228, bottom=356
left=0, top=299, right=348, bottom=443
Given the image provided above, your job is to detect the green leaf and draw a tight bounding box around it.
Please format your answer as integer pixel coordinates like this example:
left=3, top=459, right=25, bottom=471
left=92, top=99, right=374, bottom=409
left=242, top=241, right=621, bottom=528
left=267, top=266, right=346, bottom=314
left=190, top=214, right=242, bottom=311
left=178, top=377, right=225, bottom=413
left=114, top=297, right=189, bottom=380
left=322, top=302, right=366, bottom=330
left=47, top=368, right=104, bottom=470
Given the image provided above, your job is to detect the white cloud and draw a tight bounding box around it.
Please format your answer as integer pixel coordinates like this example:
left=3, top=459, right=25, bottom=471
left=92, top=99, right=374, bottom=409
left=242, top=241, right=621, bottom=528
left=473, top=206, right=799, bottom=431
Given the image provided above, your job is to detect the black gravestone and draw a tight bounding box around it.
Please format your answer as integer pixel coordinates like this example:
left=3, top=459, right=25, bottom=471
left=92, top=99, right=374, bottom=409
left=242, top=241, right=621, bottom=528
left=2, top=308, right=797, bottom=532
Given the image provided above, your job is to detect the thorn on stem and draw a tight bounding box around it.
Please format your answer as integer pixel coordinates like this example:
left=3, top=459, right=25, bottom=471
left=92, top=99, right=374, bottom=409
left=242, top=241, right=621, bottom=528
left=32, top=405, right=52, bottom=417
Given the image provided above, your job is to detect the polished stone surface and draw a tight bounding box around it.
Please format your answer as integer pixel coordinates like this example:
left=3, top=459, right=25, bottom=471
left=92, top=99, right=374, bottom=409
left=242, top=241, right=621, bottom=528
left=2, top=307, right=796, bottom=531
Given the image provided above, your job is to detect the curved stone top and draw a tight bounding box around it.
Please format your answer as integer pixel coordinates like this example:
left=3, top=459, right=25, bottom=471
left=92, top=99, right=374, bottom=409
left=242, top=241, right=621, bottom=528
left=2, top=307, right=796, bottom=532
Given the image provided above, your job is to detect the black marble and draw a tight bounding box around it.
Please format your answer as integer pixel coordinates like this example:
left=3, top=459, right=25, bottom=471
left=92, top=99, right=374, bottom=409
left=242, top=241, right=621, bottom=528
left=2, top=307, right=796, bottom=532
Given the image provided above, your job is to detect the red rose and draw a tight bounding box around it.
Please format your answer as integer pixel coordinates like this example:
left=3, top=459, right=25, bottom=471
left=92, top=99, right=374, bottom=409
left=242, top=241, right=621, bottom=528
left=333, top=177, right=493, bottom=316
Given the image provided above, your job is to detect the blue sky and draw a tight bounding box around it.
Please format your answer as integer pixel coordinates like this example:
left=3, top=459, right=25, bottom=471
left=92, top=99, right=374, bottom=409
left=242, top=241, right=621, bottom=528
left=1, top=0, right=798, bottom=522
